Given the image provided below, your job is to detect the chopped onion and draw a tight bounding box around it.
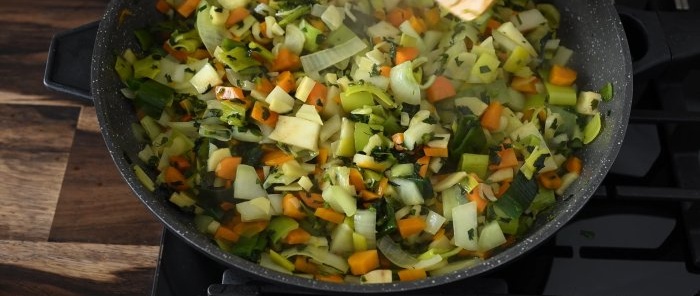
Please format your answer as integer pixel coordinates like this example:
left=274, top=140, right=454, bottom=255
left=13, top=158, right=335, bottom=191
left=390, top=61, right=421, bottom=105
left=424, top=210, right=446, bottom=235
left=354, top=210, right=377, bottom=249
left=301, top=37, right=367, bottom=74
left=377, top=236, right=418, bottom=268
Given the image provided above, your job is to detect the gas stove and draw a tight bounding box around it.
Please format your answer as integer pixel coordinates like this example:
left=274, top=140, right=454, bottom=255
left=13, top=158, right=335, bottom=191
left=152, top=1, right=700, bottom=295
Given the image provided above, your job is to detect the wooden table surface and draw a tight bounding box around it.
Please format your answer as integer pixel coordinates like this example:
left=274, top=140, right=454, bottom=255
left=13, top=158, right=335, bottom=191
left=0, top=1, right=165, bottom=295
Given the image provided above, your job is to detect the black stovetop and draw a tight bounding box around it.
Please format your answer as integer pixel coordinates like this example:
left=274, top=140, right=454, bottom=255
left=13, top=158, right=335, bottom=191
left=152, top=1, right=700, bottom=295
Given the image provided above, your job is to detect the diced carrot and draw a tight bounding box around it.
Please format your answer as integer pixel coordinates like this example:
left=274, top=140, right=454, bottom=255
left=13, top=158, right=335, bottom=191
left=255, top=167, right=265, bottom=183
left=538, top=171, right=562, bottom=190
left=251, top=101, right=279, bottom=127
left=168, top=155, right=191, bottom=171
left=380, top=66, right=392, bottom=77
left=214, top=226, right=240, bottom=243
left=387, top=7, right=414, bottom=27
left=458, top=249, right=490, bottom=259
left=156, top=0, right=171, bottom=14
left=347, top=249, right=380, bottom=275
left=163, top=42, right=188, bottom=62
left=215, top=156, right=242, bottom=180
left=190, top=48, right=211, bottom=59
left=392, top=133, right=405, bottom=151
left=511, top=76, right=539, bottom=94
left=275, top=71, right=296, bottom=93
left=215, top=86, right=246, bottom=102
left=417, top=156, right=430, bottom=165
left=423, top=147, right=448, bottom=158
left=467, top=185, right=488, bottom=214
left=226, top=7, right=250, bottom=28
left=164, top=166, right=188, bottom=191
left=349, top=168, right=366, bottom=192
left=549, top=64, right=577, bottom=86
left=233, top=220, right=269, bottom=237
left=282, top=194, right=307, bottom=220
left=423, top=7, right=440, bottom=27
left=395, top=46, right=419, bottom=65
left=397, top=217, right=427, bottom=238
left=480, top=101, right=504, bottom=132
left=270, top=48, right=301, bottom=72
left=282, top=228, right=311, bottom=245
left=496, top=180, right=511, bottom=198
left=315, top=274, right=344, bottom=283
left=408, top=16, right=427, bottom=34
left=565, top=156, right=583, bottom=174
left=376, top=177, right=389, bottom=197
left=294, top=256, right=319, bottom=274
left=258, top=22, right=269, bottom=38
left=419, top=163, right=429, bottom=177
left=432, top=228, right=446, bottom=241
left=220, top=201, right=236, bottom=211
left=490, top=147, right=518, bottom=170
left=317, top=147, right=329, bottom=167
left=306, top=82, right=327, bottom=112
left=308, top=19, right=327, bottom=32
left=314, top=207, right=345, bottom=224
left=359, top=189, right=381, bottom=201
left=398, top=268, right=427, bottom=281
left=485, top=19, right=502, bottom=36
left=426, top=75, right=457, bottom=103
left=299, top=192, right=324, bottom=209
left=255, top=77, right=275, bottom=95
left=176, top=0, right=201, bottom=18
left=262, top=148, right=294, bottom=166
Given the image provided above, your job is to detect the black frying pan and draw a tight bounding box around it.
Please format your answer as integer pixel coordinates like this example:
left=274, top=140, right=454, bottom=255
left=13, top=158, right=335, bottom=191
left=45, top=0, right=632, bottom=293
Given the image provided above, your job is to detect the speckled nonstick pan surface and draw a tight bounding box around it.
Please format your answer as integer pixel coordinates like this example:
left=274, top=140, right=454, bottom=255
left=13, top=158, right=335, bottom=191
left=90, top=0, right=632, bottom=293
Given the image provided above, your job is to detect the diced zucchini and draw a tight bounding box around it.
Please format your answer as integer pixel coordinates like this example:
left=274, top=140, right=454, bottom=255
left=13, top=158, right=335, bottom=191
left=576, top=91, right=602, bottom=115
left=582, top=113, right=602, bottom=144
left=390, top=163, right=415, bottom=178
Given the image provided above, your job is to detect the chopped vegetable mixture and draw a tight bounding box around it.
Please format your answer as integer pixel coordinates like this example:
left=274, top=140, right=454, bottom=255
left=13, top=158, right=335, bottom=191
left=117, top=0, right=611, bottom=284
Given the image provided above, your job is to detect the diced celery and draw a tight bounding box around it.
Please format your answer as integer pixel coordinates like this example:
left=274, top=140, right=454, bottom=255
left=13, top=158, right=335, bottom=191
left=524, top=93, right=546, bottom=108
left=545, top=82, right=577, bottom=106
left=133, top=165, right=155, bottom=192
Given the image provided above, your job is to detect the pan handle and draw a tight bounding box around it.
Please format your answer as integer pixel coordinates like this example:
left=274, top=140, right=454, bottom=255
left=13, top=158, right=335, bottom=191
left=43, top=21, right=99, bottom=102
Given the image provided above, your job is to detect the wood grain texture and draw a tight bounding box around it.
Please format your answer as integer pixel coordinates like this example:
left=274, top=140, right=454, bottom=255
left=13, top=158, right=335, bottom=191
left=0, top=240, right=158, bottom=296
left=0, top=104, right=80, bottom=241
left=50, top=107, right=163, bottom=245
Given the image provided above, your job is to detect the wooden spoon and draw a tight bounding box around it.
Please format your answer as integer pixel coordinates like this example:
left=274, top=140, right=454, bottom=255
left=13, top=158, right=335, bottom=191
left=435, top=0, right=496, bottom=21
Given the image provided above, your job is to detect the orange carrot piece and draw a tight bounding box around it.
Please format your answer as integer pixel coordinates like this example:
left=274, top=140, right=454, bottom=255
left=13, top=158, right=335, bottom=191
left=376, top=177, right=389, bottom=197
left=392, top=133, right=405, bottom=150
left=417, top=156, right=430, bottom=165
left=423, top=147, right=448, bottom=158
left=549, top=64, right=577, bottom=86
left=215, top=156, right=242, bottom=180
left=299, top=192, right=324, bottom=209
left=380, top=66, right=392, bottom=77
left=511, top=76, right=539, bottom=94
left=282, top=228, right=311, bottom=245
left=294, top=256, right=319, bottom=274
left=255, top=77, right=275, bottom=95
left=397, top=217, right=427, bottom=238
left=480, top=101, right=504, bottom=132
left=215, top=86, right=245, bottom=101
left=271, top=48, right=301, bottom=72
left=394, top=46, right=419, bottom=65
left=214, top=226, right=240, bottom=243
left=251, top=101, right=279, bottom=127
left=419, top=163, right=429, bottom=177
left=467, top=185, right=488, bottom=214
left=306, top=82, right=327, bottom=112
left=423, top=7, right=440, bottom=27
left=190, top=48, right=211, bottom=59
left=485, top=19, right=502, bottom=35
left=565, top=156, right=582, bottom=174
left=282, top=194, right=307, bottom=220
left=226, top=7, right=250, bottom=28
left=168, top=155, right=191, bottom=171
left=163, top=42, right=188, bottom=62
left=233, top=220, right=269, bottom=237
left=426, top=76, right=457, bottom=103
left=276, top=71, right=296, bottom=93
left=315, top=274, right=344, bottom=283
left=164, top=166, right=188, bottom=191
left=408, top=16, right=427, bottom=34
left=496, top=180, right=511, bottom=198
left=538, top=171, right=562, bottom=190
left=359, top=189, right=381, bottom=201
left=387, top=7, right=414, bottom=27
left=176, top=0, right=201, bottom=18
left=314, top=207, right=345, bottom=224
left=398, top=268, right=427, bottom=281
left=491, top=147, right=518, bottom=170
left=347, top=249, right=380, bottom=275
left=349, top=168, right=366, bottom=192
left=262, top=149, right=293, bottom=166
left=317, top=147, right=329, bottom=167
left=156, top=0, right=171, bottom=14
